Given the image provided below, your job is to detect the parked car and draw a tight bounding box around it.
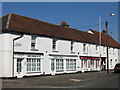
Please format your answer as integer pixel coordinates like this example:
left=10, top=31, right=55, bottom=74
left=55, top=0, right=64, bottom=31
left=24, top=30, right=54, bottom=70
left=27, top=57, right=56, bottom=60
left=114, top=63, right=120, bottom=73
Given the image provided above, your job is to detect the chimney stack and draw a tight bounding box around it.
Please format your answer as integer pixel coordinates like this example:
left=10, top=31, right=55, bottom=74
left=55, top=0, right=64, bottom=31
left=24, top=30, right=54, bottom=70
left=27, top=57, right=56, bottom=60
left=60, top=21, right=69, bottom=27
left=105, top=21, right=108, bottom=35
left=102, top=21, right=108, bottom=35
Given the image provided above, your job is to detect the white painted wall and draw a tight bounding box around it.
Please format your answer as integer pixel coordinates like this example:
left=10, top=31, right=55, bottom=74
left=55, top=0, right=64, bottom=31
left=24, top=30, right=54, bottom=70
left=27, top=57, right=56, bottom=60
left=0, top=33, right=13, bottom=77
left=0, top=32, right=119, bottom=77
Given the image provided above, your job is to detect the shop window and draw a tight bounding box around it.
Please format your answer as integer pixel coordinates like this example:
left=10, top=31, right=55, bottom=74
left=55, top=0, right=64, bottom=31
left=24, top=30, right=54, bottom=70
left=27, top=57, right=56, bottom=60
left=66, top=59, right=76, bottom=70
left=17, top=58, right=22, bottom=73
left=90, top=60, right=94, bottom=68
left=51, top=59, right=55, bottom=71
left=96, top=60, right=99, bottom=68
left=81, top=60, right=84, bottom=68
left=56, top=59, right=63, bottom=71
left=84, top=60, right=87, bottom=69
left=27, top=58, right=41, bottom=72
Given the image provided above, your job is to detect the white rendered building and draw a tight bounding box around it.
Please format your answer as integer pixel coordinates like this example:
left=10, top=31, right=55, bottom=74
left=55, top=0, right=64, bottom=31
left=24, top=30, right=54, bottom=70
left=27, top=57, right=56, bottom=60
left=0, top=13, right=120, bottom=78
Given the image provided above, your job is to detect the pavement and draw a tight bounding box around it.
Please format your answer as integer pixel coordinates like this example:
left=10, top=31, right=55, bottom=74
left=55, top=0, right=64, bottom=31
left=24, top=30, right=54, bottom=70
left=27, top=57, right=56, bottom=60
left=2, top=70, right=119, bottom=89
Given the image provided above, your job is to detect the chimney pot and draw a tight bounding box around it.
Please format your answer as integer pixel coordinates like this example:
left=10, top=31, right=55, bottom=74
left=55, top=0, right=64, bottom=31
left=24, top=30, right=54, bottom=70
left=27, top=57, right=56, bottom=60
left=60, top=21, right=69, bottom=27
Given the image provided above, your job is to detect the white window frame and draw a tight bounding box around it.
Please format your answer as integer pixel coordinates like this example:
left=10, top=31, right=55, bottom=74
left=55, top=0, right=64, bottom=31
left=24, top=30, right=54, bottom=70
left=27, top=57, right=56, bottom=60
left=110, top=59, right=112, bottom=68
left=31, top=35, right=37, bottom=50
left=83, top=43, right=87, bottom=53
left=103, top=46, right=105, bottom=54
left=52, top=39, right=58, bottom=51
left=56, top=59, right=64, bottom=71
left=113, top=48, right=115, bottom=55
left=51, top=59, right=55, bottom=71
left=27, top=58, right=41, bottom=72
left=96, top=45, right=99, bottom=52
left=66, top=59, right=76, bottom=71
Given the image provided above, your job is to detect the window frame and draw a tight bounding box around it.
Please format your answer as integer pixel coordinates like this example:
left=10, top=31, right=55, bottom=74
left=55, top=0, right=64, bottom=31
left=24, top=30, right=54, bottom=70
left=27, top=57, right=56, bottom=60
left=27, top=58, right=41, bottom=72
left=83, top=43, right=87, bottom=53
left=31, top=35, right=38, bottom=50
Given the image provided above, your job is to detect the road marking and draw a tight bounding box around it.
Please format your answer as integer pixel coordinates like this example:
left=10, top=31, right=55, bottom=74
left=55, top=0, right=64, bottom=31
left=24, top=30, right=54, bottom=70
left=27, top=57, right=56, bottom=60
left=69, top=79, right=82, bottom=82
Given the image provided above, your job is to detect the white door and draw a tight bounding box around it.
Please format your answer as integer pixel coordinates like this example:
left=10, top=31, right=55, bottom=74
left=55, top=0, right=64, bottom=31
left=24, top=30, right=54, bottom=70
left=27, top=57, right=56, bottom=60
left=17, top=58, right=24, bottom=78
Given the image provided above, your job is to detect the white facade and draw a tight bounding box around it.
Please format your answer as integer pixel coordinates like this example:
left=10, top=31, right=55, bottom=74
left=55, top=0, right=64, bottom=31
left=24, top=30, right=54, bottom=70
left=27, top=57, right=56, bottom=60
left=0, top=30, right=119, bottom=78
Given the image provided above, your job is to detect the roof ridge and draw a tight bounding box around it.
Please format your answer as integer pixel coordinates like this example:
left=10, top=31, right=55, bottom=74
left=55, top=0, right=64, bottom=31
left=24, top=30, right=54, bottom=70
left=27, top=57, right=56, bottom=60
left=6, top=13, right=93, bottom=35
left=2, top=13, right=120, bottom=48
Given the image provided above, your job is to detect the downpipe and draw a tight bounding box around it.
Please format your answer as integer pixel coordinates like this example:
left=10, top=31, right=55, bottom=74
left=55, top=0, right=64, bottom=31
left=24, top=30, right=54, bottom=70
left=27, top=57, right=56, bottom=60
left=13, top=34, right=23, bottom=77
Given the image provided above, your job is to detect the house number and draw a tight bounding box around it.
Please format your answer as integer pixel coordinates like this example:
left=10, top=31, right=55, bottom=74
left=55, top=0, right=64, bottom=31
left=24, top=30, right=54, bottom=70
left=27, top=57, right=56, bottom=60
left=14, top=43, right=22, bottom=47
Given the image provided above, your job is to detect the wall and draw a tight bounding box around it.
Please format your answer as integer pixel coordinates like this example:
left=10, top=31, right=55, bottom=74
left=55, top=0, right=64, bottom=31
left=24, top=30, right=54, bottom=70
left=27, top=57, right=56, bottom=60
left=1, top=32, right=119, bottom=77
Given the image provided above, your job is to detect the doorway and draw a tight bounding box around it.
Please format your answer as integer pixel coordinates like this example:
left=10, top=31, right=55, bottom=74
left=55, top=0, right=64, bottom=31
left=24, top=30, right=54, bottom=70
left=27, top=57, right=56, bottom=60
left=17, top=58, right=24, bottom=78
left=101, top=57, right=106, bottom=70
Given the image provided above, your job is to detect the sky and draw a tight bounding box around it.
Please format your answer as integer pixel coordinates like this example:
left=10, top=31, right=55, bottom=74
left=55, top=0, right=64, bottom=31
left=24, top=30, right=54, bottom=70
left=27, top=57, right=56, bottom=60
left=2, top=2, right=119, bottom=42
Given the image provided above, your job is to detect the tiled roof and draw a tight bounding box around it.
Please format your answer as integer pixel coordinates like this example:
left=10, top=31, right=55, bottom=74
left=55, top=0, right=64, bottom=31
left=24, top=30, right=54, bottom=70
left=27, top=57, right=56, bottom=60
left=2, top=13, right=120, bottom=48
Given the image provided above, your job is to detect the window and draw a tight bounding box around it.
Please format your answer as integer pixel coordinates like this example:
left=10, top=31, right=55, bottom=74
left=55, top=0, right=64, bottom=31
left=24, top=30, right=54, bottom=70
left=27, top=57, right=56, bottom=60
left=115, top=59, right=117, bottom=63
left=90, top=60, right=94, bottom=68
left=27, top=58, right=41, bottom=72
left=103, top=46, right=105, bottom=54
left=84, top=60, right=87, bottom=68
left=51, top=59, right=55, bottom=71
left=83, top=44, right=86, bottom=53
left=56, top=59, right=63, bottom=71
left=81, top=60, right=84, bottom=68
left=110, top=59, right=112, bottom=68
left=71, top=42, right=74, bottom=52
left=96, top=45, right=99, bottom=52
left=66, top=59, right=76, bottom=70
left=96, top=60, right=99, bottom=68
left=31, top=35, right=37, bottom=50
left=118, top=49, right=120, bottom=55
left=17, top=58, right=22, bottom=73
left=109, top=48, right=111, bottom=54
left=52, top=39, right=57, bottom=50
left=113, top=48, right=115, bottom=55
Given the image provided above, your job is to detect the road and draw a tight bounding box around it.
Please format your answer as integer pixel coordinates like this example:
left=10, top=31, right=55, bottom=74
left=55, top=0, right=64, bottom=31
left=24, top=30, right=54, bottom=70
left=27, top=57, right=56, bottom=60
left=2, top=70, right=119, bottom=89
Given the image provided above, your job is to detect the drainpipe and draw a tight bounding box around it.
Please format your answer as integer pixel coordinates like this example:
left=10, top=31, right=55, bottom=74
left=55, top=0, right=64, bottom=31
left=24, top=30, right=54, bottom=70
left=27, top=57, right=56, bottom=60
left=13, top=34, right=23, bottom=77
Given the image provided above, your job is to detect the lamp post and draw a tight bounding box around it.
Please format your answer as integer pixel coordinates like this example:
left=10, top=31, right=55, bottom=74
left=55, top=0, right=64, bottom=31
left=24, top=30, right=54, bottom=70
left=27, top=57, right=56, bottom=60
left=98, top=13, right=115, bottom=74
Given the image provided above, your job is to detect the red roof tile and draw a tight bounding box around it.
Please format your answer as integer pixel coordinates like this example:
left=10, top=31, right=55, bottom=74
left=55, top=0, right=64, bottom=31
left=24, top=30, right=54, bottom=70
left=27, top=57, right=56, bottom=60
left=2, top=13, right=120, bottom=48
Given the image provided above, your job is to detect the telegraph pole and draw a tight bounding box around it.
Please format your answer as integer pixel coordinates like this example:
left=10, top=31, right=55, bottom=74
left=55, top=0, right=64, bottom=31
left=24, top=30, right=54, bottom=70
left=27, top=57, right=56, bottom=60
left=105, top=21, right=109, bottom=73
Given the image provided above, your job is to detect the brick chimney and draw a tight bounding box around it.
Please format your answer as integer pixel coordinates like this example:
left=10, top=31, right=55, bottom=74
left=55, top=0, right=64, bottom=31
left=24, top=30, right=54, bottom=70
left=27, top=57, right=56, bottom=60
left=60, top=21, right=69, bottom=27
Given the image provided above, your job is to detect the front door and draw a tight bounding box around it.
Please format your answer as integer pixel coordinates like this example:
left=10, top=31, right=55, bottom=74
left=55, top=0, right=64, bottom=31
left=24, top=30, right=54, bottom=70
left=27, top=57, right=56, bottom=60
left=101, top=58, right=106, bottom=70
left=17, top=58, right=24, bottom=78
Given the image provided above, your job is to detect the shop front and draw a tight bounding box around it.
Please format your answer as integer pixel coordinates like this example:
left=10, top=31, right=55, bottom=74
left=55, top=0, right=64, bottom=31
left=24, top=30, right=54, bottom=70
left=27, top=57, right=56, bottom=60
left=80, top=56, right=101, bottom=72
left=49, top=54, right=78, bottom=75
left=14, top=52, right=43, bottom=78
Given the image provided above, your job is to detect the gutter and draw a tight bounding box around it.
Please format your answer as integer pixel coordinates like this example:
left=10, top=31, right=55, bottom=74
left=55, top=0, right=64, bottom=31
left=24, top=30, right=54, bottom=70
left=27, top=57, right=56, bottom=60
left=13, top=34, right=23, bottom=77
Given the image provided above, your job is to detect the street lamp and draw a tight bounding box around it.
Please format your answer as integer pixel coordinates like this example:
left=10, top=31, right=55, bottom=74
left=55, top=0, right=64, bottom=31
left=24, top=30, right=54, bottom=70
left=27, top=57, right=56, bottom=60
left=99, top=13, right=115, bottom=74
